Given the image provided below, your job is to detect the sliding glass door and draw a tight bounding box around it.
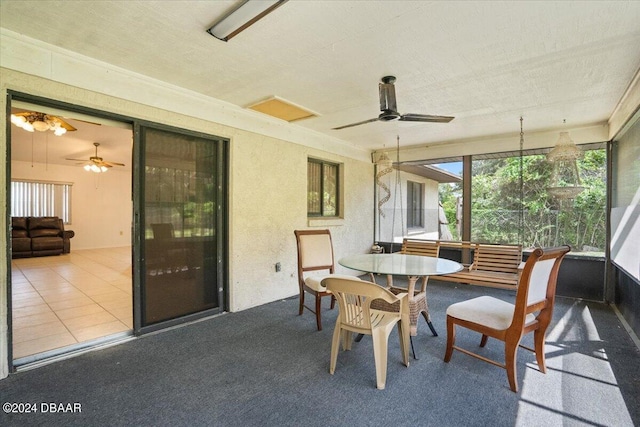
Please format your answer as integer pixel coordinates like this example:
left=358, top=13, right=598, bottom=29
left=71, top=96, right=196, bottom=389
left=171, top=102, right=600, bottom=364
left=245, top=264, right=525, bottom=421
left=139, top=125, right=227, bottom=327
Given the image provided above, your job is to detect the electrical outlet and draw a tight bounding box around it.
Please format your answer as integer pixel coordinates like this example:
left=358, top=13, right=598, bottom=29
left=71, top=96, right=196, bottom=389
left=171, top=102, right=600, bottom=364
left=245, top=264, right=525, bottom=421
left=275, top=262, right=281, bottom=272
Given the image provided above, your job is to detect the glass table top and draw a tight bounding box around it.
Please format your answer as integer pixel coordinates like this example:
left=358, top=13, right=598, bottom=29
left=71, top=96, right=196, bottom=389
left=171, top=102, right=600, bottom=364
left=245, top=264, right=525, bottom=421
left=339, top=253, right=462, bottom=277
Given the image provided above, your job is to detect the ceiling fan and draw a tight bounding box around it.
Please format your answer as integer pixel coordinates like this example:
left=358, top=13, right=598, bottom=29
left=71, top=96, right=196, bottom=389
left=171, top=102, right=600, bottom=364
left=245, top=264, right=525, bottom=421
left=66, top=142, right=125, bottom=173
left=11, top=111, right=77, bottom=136
left=332, top=76, right=455, bottom=130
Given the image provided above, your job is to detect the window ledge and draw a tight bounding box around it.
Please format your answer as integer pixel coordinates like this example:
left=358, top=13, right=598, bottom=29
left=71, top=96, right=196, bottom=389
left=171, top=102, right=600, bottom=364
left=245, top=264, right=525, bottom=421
left=407, top=228, right=426, bottom=235
left=308, top=217, right=344, bottom=227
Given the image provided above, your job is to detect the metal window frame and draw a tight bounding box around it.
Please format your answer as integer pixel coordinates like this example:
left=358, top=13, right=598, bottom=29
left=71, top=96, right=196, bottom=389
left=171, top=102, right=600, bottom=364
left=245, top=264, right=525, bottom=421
left=307, top=158, right=340, bottom=217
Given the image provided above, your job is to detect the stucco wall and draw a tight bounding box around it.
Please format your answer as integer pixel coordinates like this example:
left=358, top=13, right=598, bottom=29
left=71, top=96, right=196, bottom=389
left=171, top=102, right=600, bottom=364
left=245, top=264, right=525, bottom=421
left=0, top=67, right=374, bottom=378
left=228, top=130, right=373, bottom=311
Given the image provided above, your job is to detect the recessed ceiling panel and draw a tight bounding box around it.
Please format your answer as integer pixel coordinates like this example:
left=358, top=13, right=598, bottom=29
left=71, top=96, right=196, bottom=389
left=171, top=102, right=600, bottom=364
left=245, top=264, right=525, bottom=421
left=247, top=97, right=318, bottom=122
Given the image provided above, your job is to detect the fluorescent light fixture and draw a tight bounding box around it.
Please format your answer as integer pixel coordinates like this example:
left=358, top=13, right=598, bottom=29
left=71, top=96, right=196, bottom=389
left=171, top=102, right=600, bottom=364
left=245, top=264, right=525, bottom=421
left=207, top=0, right=287, bottom=41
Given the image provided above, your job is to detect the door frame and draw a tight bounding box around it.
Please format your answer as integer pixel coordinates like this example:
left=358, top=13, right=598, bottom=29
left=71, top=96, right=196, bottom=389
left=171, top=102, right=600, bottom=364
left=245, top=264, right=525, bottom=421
left=134, top=121, right=229, bottom=334
left=5, top=91, right=229, bottom=370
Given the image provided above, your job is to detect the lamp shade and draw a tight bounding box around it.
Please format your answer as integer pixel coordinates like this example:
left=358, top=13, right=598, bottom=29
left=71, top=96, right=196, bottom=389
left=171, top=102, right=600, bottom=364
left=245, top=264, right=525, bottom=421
left=376, top=152, right=393, bottom=168
left=547, top=131, right=583, bottom=201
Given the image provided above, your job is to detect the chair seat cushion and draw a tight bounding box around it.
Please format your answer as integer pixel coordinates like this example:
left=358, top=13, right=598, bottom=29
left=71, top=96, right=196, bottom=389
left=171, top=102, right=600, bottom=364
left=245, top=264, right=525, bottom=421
left=446, top=296, right=535, bottom=331
left=307, top=274, right=361, bottom=292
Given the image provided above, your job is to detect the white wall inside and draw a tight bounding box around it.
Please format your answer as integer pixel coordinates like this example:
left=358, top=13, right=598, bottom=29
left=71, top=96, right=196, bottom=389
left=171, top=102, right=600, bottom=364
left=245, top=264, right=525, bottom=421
left=11, top=160, right=132, bottom=250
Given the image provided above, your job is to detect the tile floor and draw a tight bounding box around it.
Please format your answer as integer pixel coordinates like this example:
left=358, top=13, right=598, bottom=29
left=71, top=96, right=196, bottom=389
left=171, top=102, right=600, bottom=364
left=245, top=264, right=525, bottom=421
left=11, top=247, right=132, bottom=359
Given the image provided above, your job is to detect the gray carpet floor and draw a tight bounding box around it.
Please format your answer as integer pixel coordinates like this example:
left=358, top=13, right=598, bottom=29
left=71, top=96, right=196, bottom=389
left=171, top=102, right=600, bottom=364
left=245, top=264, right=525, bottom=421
left=1, top=279, right=639, bottom=427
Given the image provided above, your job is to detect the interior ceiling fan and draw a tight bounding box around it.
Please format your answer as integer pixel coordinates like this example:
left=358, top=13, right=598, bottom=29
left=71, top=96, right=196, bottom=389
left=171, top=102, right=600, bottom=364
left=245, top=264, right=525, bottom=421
left=11, top=111, right=77, bottom=135
left=332, top=76, right=455, bottom=130
left=66, top=142, right=125, bottom=171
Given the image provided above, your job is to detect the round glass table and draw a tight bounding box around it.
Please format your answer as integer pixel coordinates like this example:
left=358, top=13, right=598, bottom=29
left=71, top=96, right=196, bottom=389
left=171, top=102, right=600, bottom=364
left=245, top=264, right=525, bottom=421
left=339, top=253, right=463, bottom=353
left=339, top=253, right=462, bottom=279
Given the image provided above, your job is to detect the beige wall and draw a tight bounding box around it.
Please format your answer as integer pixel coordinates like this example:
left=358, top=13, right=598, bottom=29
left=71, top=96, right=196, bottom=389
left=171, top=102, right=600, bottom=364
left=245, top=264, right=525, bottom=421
left=11, top=161, right=132, bottom=250
left=0, top=67, right=374, bottom=379
left=228, top=131, right=374, bottom=311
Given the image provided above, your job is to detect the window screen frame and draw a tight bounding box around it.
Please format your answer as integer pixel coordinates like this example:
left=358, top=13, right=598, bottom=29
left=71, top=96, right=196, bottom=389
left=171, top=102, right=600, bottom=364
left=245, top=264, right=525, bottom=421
left=307, top=158, right=341, bottom=218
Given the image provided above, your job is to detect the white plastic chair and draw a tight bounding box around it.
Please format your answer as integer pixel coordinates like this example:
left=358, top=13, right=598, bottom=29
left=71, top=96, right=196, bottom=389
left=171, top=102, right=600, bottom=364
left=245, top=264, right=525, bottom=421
left=324, top=277, right=410, bottom=390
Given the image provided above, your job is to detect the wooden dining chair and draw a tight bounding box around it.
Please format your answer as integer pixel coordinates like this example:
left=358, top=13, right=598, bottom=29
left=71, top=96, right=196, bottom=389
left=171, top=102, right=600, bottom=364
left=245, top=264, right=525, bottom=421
left=443, top=245, right=570, bottom=392
left=324, top=276, right=410, bottom=390
left=294, top=229, right=360, bottom=331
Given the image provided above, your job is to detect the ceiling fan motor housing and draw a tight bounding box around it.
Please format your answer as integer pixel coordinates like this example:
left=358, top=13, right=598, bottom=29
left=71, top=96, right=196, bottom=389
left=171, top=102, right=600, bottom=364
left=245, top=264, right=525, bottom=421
left=379, top=110, right=400, bottom=121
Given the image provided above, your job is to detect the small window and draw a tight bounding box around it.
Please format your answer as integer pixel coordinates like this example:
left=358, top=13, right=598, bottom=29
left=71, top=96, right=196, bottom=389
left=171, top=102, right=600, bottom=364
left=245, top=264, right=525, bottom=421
left=308, top=159, right=339, bottom=217
left=11, top=180, right=72, bottom=224
left=407, top=180, right=424, bottom=228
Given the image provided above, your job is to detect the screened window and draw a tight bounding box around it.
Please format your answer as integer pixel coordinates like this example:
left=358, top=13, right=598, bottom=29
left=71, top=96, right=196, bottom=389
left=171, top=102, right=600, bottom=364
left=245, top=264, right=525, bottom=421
left=470, top=148, right=606, bottom=254
left=308, top=159, right=339, bottom=217
left=407, top=180, right=424, bottom=228
left=11, top=180, right=72, bottom=223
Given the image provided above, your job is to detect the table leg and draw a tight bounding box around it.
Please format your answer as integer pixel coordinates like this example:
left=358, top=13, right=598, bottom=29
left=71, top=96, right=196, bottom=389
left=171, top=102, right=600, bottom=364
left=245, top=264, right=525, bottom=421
left=408, top=275, right=437, bottom=334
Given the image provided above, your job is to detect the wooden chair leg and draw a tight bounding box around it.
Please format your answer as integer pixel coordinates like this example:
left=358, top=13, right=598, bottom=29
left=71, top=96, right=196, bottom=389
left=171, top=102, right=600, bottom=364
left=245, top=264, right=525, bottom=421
left=505, top=340, right=519, bottom=392
left=480, top=334, right=489, bottom=347
left=533, top=328, right=547, bottom=373
left=330, top=294, right=336, bottom=310
left=444, top=316, right=455, bottom=362
left=298, top=290, right=305, bottom=315
left=315, top=293, right=322, bottom=331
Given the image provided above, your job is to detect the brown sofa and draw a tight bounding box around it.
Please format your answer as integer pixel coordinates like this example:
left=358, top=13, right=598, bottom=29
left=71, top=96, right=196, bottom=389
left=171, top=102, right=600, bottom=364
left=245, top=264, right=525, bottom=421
left=11, top=217, right=75, bottom=258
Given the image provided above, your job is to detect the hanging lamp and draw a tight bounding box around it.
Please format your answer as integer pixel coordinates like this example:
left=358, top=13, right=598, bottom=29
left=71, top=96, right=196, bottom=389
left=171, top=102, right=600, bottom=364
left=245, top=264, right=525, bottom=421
left=547, top=123, right=584, bottom=201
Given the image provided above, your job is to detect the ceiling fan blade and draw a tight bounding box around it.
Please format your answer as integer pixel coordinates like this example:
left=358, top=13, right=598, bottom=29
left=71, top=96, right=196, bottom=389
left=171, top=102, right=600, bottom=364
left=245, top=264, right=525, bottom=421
left=332, top=117, right=380, bottom=130
left=399, top=113, right=455, bottom=123
left=65, top=158, right=88, bottom=162
left=54, top=117, right=77, bottom=132
left=102, top=161, right=125, bottom=167
left=73, top=118, right=102, bottom=126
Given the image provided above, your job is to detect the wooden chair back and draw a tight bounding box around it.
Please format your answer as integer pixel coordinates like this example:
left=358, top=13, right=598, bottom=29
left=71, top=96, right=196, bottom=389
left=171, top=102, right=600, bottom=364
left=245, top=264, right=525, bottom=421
left=472, top=244, right=522, bottom=274
left=151, top=223, right=174, bottom=240
left=401, top=239, right=440, bottom=257
left=295, top=229, right=335, bottom=274
left=512, top=246, right=569, bottom=331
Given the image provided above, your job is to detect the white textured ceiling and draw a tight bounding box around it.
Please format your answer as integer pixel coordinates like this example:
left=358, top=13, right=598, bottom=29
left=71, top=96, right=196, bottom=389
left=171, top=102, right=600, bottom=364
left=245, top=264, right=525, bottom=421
left=2, top=0, right=640, bottom=157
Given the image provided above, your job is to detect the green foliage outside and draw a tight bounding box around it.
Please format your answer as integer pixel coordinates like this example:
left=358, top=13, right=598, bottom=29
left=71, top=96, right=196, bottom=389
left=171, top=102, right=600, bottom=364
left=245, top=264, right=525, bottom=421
left=439, top=149, right=606, bottom=253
